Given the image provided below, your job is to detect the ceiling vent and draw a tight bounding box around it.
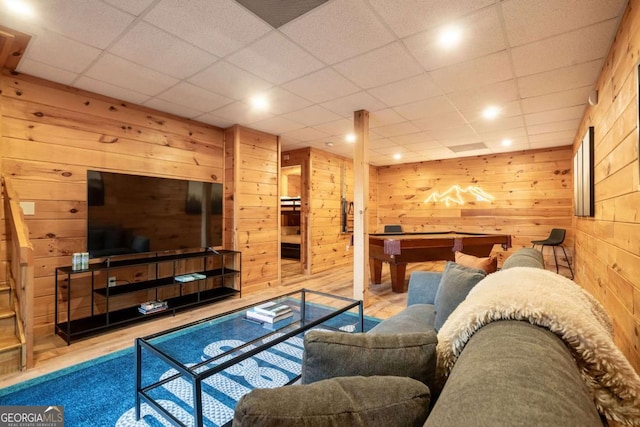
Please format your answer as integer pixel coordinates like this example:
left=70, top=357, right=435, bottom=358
left=235, top=0, right=328, bottom=28
left=448, top=142, right=488, bottom=153
left=0, top=25, right=31, bottom=71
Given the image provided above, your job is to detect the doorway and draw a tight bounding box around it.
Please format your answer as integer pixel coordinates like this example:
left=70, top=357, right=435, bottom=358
left=280, top=165, right=304, bottom=277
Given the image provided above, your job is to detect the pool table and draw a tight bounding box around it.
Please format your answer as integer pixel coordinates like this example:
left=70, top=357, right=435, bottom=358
left=369, top=231, right=511, bottom=293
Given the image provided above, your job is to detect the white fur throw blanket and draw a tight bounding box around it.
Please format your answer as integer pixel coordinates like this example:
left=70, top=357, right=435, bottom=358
left=437, top=267, right=640, bottom=426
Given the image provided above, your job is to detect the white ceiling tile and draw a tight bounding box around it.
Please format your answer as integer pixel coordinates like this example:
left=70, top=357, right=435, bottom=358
left=282, top=105, right=341, bottom=126
left=282, top=68, right=360, bottom=103
left=511, top=19, right=618, bottom=77
left=502, top=0, right=626, bottom=46
left=412, top=111, right=468, bottom=131
left=333, top=42, right=423, bottom=89
left=529, top=130, right=576, bottom=143
left=517, top=60, right=602, bottom=98
left=529, top=139, right=574, bottom=149
left=429, top=52, right=513, bottom=93
left=210, top=101, right=273, bottom=125
left=227, top=31, right=324, bottom=84
left=392, top=133, right=438, bottom=146
left=23, top=30, right=101, bottom=73
left=412, top=146, right=457, bottom=160
left=373, top=121, right=422, bottom=138
left=313, top=119, right=354, bottom=136
left=188, top=61, right=272, bottom=100
left=369, top=0, right=495, bottom=38
left=262, top=87, right=313, bottom=115
left=370, top=109, right=408, bottom=128
left=84, top=54, right=178, bottom=96
left=403, top=6, right=506, bottom=71
left=320, top=91, right=386, bottom=117
left=143, top=98, right=203, bottom=119
left=447, top=79, right=520, bottom=112
left=470, top=115, right=525, bottom=133
left=527, top=119, right=582, bottom=135
left=281, top=0, right=395, bottom=64
left=429, top=125, right=478, bottom=141
left=368, top=74, right=442, bottom=107
left=403, top=140, right=443, bottom=152
left=281, top=127, right=332, bottom=142
left=478, top=127, right=527, bottom=141
left=156, top=82, right=233, bottom=112
left=109, top=21, right=218, bottom=79
left=393, top=96, right=455, bottom=121
left=143, top=0, right=272, bottom=57
left=249, top=116, right=306, bottom=135
left=103, top=0, right=155, bottom=15
left=16, top=59, right=79, bottom=85
left=524, top=105, right=585, bottom=126
left=35, top=0, right=134, bottom=49
left=521, top=86, right=592, bottom=114
left=74, top=76, right=150, bottom=105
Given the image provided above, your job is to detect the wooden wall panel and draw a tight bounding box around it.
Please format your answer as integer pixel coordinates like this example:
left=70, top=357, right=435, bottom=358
left=0, top=72, right=225, bottom=338
left=572, top=0, right=640, bottom=373
left=376, top=147, right=574, bottom=266
left=308, top=149, right=352, bottom=273
left=231, top=126, right=279, bottom=293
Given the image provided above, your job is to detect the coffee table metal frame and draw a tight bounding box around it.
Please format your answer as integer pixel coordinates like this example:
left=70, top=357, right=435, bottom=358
left=135, top=288, right=364, bottom=427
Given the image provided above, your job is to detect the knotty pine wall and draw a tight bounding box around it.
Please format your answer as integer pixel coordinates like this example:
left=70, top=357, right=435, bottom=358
left=226, top=126, right=279, bottom=293
left=0, top=72, right=225, bottom=338
left=573, top=0, right=640, bottom=372
left=375, top=146, right=574, bottom=267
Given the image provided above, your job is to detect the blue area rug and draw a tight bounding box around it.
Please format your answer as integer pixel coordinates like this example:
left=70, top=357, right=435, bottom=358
left=0, top=306, right=379, bottom=426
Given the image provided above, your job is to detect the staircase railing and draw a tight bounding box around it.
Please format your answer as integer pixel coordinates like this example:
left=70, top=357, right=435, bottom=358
left=3, top=176, right=34, bottom=370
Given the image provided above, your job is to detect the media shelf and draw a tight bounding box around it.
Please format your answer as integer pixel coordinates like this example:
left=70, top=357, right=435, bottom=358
left=55, top=249, right=241, bottom=344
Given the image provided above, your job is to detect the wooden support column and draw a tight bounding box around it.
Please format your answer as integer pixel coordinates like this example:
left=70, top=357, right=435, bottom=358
left=353, top=110, right=369, bottom=304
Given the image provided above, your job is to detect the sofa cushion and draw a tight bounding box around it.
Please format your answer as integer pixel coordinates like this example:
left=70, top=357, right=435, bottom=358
left=301, top=330, right=437, bottom=388
left=369, top=304, right=435, bottom=334
left=434, top=262, right=486, bottom=331
left=502, top=248, right=545, bottom=269
left=232, top=376, right=430, bottom=427
left=425, top=321, right=602, bottom=427
left=455, top=251, right=497, bottom=274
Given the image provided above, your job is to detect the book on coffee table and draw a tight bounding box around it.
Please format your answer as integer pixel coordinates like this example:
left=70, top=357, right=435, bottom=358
left=246, top=308, right=293, bottom=324
left=253, top=301, right=292, bottom=317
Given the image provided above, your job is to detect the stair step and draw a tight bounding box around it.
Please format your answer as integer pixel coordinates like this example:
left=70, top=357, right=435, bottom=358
left=0, top=285, right=10, bottom=309
left=0, top=308, right=15, bottom=320
left=0, top=335, right=21, bottom=352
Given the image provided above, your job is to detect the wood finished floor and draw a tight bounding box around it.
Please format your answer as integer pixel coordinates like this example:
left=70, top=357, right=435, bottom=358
left=0, top=260, right=445, bottom=389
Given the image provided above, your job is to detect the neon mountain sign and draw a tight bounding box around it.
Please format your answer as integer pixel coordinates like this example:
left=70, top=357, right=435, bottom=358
left=424, top=185, right=494, bottom=206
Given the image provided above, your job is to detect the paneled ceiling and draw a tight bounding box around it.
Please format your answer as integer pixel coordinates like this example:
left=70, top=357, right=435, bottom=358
left=0, top=0, right=628, bottom=166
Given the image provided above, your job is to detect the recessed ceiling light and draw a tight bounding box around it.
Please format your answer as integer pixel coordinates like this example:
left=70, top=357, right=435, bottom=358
left=482, top=105, right=500, bottom=120
left=501, top=138, right=512, bottom=147
left=4, top=0, right=34, bottom=17
left=393, top=153, right=402, bottom=160
left=438, top=26, right=462, bottom=49
left=345, top=133, right=356, bottom=143
left=250, top=94, right=268, bottom=110
left=325, top=141, right=334, bottom=147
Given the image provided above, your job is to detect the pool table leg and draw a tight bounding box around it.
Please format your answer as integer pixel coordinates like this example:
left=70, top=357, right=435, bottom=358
left=370, top=259, right=383, bottom=284
left=389, top=263, right=408, bottom=293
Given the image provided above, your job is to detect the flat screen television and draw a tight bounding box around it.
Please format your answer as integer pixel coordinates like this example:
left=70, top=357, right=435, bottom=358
left=87, top=170, right=223, bottom=258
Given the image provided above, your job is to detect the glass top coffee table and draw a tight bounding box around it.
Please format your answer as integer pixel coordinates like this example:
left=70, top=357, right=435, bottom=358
left=135, top=288, right=365, bottom=427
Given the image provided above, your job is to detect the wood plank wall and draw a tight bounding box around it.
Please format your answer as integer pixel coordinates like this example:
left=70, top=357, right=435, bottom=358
left=229, top=126, right=279, bottom=293
left=0, top=72, right=225, bottom=338
left=573, top=1, right=640, bottom=372
left=375, top=147, right=574, bottom=266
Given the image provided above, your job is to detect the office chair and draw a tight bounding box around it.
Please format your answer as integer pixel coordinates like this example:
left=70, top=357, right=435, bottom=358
left=531, top=228, right=574, bottom=279
left=384, top=225, right=403, bottom=233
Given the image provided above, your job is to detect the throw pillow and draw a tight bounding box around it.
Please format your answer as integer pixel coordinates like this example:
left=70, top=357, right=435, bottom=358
left=233, top=376, right=430, bottom=427
left=301, top=330, right=437, bottom=388
left=455, top=251, right=498, bottom=274
left=433, top=261, right=486, bottom=331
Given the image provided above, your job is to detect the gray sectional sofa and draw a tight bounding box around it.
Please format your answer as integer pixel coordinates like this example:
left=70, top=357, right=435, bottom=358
left=232, top=248, right=618, bottom=426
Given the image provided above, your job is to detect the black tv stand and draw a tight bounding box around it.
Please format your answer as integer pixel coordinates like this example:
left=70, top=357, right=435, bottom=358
left=55, top=249, right=241, bottom=344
